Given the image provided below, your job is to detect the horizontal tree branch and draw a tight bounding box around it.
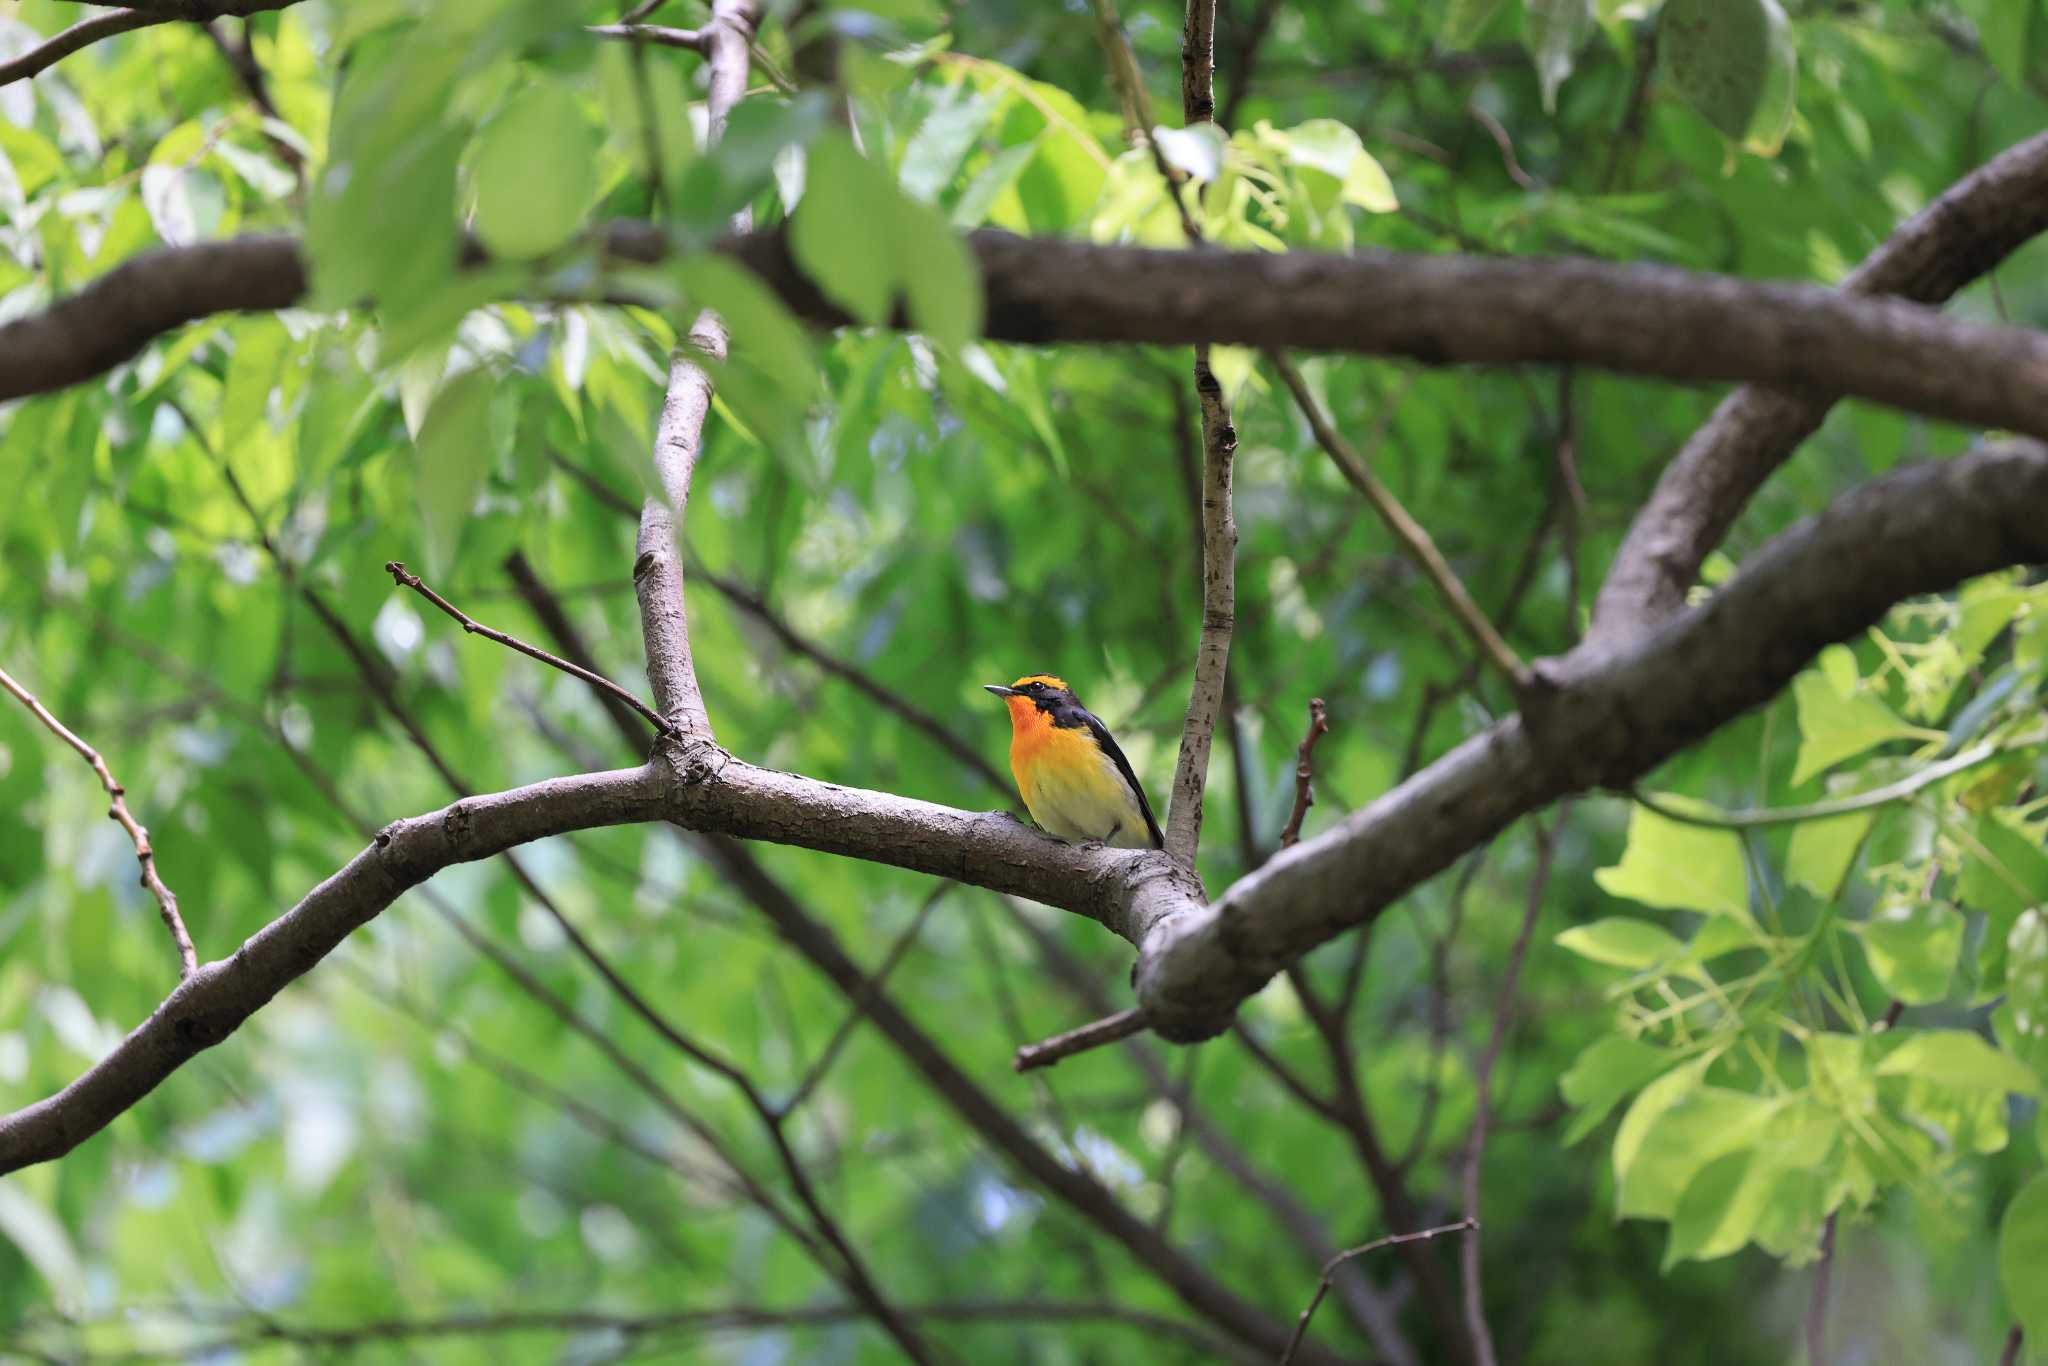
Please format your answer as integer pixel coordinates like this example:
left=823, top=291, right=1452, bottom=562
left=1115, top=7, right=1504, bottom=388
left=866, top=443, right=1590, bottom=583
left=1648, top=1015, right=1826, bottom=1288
left=11, top=228, right=2048, bottom=450
left=0, top=764, right=665, bottom=1173
left=11, top=446, right=2048, bottom=1178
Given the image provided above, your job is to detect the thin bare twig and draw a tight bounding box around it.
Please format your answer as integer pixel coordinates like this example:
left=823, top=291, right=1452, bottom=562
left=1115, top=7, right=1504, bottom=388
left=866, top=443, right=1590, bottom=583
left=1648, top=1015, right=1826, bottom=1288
left=1458, top=810, right=1564, bottom=1366
left=781, top=882, right=951, bottom=1115
left=385, top=562, right=670, bottom=737
left=1013, top=1008, right=1149, bottom=1072
left=1278, top=698, right=1329, bottom=848
left=1, top=9, right=168, bottom=87
left=1273, top=354, right=1528, bottom=690
left=1807, top=1212, right=1836, bottom=1366
left=0, top=665, right=197, bottom=978
left=587, top=22, right=707, bottom=49
left=1278, top=1218, right=1480, bottom=1366
left=1998, top=1325, right=2024, bottom=1366
left=1468, top=101, right=1539, bottom=191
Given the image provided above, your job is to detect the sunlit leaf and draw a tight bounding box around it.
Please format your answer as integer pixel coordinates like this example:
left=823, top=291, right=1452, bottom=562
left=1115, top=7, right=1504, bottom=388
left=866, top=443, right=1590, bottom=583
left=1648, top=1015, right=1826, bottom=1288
left=1876, top=1030, right=2041, bottom=1096
left=1595, top=798, right=1752, bottom=925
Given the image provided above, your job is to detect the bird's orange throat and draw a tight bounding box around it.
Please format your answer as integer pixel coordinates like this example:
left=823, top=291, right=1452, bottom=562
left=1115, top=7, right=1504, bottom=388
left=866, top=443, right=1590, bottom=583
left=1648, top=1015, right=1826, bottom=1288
left=1004, top=694, right=1055, bottom=754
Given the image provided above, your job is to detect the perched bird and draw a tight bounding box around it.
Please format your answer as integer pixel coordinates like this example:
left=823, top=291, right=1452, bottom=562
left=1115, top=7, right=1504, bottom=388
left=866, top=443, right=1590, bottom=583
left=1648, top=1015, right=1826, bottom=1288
left=984, top=675, right=1162, bottom=849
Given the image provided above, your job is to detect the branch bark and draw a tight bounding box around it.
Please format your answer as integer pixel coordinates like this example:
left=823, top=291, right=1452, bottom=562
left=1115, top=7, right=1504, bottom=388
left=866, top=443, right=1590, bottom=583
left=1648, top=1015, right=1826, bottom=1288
left=0, top=765, right=665, bottom=1172
left=1131, top=440, right=2048, bottom=1040
left=1588, top=128, right=2048, bottom=644
left=17, top=226, right=2048, bottom=447
left=0, top=0, right=304, bottom=88
left=631, top=0, right=758, bottom=740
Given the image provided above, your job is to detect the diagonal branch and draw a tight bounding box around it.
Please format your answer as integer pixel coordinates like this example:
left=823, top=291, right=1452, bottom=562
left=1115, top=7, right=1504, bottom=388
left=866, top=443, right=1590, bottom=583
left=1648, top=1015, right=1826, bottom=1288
left=0, top=663, right=198, bottom=978
left=0, top=9, right=158, bottom=86
left=1588, top=128, right=2048, bottom=645
left=386, top=561, right=668, bottom=737
left=0, top=764, right=666, bottom=1172
left=1132, top=440, right=2048, bottom=1041
left=13, top=446, right=2048, bottom=1212
left=1275, top=355, right=1527, bottom=689
left=2, top=0, right=307, bottom=88
left=1279, top=1219, right=1480, bottom=1366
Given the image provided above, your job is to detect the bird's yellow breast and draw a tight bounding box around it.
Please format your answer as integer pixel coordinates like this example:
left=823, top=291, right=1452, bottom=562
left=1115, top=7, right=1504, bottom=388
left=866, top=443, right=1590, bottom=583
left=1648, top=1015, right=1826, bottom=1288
left=1007, top=703, right=1150, bottom=847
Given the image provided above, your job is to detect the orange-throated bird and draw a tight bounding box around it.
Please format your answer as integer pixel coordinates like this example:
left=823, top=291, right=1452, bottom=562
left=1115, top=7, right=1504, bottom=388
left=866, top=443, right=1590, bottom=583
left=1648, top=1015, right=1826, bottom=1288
left=984, top=675, right=1162, bottom=849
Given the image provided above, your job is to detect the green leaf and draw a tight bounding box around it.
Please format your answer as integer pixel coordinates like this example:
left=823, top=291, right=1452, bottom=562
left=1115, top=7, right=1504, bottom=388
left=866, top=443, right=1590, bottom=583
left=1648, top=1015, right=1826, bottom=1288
left=1790, top=671, right=1924, bottom=785
left=1998, top=1173, right=2048, bottom=1348
left=1659, top=0, right=1798, bottom=154
left=471, top=81, right=601, bottom=260
left=1958, top=812, right=2048, bottom=934
left=1856, top=898, right=1964, bottom=1006
left=1524, top=0, right=1596, bottom=113
left=1876, top=1030, right=2041, bottom=1096
left=1998, top=910, right=2048, bottom=1080
left=898, top=199, right=984, bottom=351
left=1561, top=1036, right=1683, bottom=1144
left=413, top=368, right=504, bottom=576
left=1665, top=1099, right=1837, bottom=1267
left=1556, top=917, right=1686, bottom=970
left=1618, top=1088, right=1777, bottom=1221
left=951, top=142, right=1038, bottom=228
left=1958, top=0, right=2047, bottom=91
left=1785, top=809, right=1875, bottom=899
left=900, top=84, right=996, bottom=202
left=792, top=131, right=898, bottom=325
left=1442, top=0, right=1507, bottom=49
left=1613, top=1057, right=1713, bottom=1189
left=0, top=1180, right=84, bottom=1308
left=676, top=257, right=816, bottom=399
left=1818, top=644, right=1858, bottom=699
left=1594, top=798, right=1751, bottom=925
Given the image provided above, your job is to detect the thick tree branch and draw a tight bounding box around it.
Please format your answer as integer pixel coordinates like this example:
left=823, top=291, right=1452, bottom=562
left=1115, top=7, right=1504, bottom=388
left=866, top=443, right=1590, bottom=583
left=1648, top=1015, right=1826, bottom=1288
left=1131, top=441, right=2048, bottom=1040
left=1589, top=128, right=2048, bottom=643
left=511, top=565, right=1344, bottom=1366
left=1155, top=0, right=1237, bottom=868
left=632, top=0, right=757, bottom=739
left=13, top=454, right=2048, bottom=1210
left=18, top=226, right=2048, bottom=450
left=0, top=764, right=665, bottom=1173
left=0, top=664, right=198, bottom=978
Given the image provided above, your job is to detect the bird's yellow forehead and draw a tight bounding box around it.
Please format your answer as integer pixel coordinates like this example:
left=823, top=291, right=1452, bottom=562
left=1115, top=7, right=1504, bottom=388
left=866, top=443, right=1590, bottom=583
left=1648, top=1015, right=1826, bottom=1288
left=1012, top=674, right=1069, bottom=691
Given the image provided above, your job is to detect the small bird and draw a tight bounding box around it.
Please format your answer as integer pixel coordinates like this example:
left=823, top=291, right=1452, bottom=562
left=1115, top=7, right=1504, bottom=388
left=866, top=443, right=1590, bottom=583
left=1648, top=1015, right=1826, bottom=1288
left=984, top=675, right=1162, bottom=849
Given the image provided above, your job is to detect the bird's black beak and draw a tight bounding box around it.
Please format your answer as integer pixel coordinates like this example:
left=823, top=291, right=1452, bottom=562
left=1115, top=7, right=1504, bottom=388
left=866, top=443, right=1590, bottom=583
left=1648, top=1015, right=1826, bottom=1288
left=983, top=684, right=1019, bottom=697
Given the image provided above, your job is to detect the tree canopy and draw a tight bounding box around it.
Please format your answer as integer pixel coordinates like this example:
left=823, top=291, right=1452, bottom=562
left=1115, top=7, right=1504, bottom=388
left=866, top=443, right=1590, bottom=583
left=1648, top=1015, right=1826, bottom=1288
left=2, top=0, right=2047, bottom=1362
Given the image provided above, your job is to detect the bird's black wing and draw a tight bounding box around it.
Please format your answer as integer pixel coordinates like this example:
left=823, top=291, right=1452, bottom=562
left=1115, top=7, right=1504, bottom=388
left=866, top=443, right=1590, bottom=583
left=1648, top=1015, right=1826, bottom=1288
left=1078, top=707, right=1164, bottom=848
